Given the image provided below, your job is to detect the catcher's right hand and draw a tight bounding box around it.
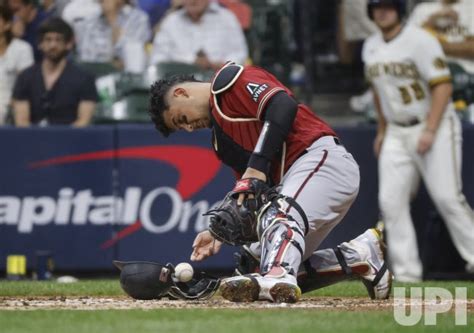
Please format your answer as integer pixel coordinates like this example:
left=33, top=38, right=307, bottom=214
left=236, top=168, right=267, bottom=206
left=190, top=230, right=222, bottom=261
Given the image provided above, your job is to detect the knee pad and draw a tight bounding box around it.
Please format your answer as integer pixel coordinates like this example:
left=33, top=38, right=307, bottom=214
left=257, top=196, right=308, bottom=239
left=257, top=199, right=287, bottom=239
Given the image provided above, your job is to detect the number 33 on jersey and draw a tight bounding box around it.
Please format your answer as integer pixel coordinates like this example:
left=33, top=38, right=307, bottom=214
left=362, top=25, right=453, bottom=124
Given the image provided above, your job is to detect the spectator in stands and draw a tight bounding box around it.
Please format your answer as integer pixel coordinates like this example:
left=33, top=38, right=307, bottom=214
left=409, top=0, right=474, bottom=73
left=337, top=0, right=378, bottom=65
left=62, top=0, right=101, bottom=27
left=0, top=4, right=33, bottom=124
left=136, top=0, right=172, bottom=30
left=40, top=0, right=59, bottom=17
left=150, top=0, right=248, bottom=70
left=150, top=0, right=183, bottom=33
left=52, top=0, right=71, bottom=15
left=218, top=0, right=252, bottom=32
left=75, top=0, right=151, bottom=69
left=12, top=18, right=98, bottom=127
left=8, top=0, right=51, bottom=61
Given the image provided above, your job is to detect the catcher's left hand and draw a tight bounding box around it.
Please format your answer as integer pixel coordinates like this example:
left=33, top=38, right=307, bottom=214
left=205, top=177, right=273, bottom=246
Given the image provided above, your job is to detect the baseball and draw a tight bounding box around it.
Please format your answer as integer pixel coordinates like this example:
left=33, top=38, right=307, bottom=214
left=174, top=262, right=194, bottom=282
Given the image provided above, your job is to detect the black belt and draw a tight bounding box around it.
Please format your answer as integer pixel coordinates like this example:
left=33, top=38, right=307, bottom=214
left=393, top=119, right=420, bottom=127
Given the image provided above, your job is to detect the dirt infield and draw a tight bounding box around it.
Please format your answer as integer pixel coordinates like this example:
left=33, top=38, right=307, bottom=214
left=1, top=296, right=473, bottom=311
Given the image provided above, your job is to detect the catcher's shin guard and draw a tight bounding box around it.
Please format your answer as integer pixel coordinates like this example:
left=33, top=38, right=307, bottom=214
left=258, top=199, right=306, bottom=276
left=297, top=249, right=371, bottom=293
left=297, top=228, right=392, bottom=300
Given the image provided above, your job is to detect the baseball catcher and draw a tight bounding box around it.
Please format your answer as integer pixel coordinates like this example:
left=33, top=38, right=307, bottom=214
left=148, top=61, right=392, bottom=303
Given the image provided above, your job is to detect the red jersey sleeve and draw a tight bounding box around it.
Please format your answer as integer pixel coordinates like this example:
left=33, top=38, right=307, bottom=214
left=218, top=65, right=290, bottom=120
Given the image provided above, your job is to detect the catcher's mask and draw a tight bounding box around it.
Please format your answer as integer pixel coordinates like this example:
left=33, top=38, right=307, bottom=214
left=114, top=260, right=220, bottom=301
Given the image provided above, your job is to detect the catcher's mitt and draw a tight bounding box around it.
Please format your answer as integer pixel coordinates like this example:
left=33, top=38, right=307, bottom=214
left=205, top=178, right=273, bottom=246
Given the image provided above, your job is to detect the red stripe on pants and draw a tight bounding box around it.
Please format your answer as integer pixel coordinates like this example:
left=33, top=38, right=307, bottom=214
left=292, top=149, right=328, bottom=202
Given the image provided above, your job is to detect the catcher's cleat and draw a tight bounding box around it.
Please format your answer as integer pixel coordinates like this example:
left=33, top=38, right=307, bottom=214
left=358, top=227, right=393, bottom=300
left=220, top=273, right=301, bottom=303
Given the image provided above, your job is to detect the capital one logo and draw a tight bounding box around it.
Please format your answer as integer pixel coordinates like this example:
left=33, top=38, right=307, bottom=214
left=393, top=287, right=468, bottom=326
left=0, top=145, right=224, bottom=249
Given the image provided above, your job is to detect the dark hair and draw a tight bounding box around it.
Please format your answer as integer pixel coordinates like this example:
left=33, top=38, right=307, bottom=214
left=0, top=5, right=13, bottom=44
left=14, top=0, right=36, bottom=6
left=38, top=17, right=74, bottom=43
left=148, top=75, right=201, bottom=137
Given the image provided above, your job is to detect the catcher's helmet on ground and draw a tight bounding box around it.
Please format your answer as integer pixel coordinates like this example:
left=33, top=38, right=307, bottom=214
left=114, top=261, right=174, bottom=300
left=114, top=260, right=220, bottom=301
left=367, top=0, right=406, bottom=20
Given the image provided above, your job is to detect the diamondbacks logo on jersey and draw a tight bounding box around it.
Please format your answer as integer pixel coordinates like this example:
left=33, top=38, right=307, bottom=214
left=246, top=82, right=269, bottom=102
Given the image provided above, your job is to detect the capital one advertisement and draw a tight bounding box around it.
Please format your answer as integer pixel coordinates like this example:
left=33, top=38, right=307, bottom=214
left=0, top=125, right=236, bottom=271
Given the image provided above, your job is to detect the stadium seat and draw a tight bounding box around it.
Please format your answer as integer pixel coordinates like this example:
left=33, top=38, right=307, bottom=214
left=93, top=64, right=214, bottom=124
left=94, top=91, right=150, bottom=124
left=78, top=61, right=119, bottom=78
left=93, top=72, right=150, bottom=124
left=151, top=62, right=213, bottom=81
left=448, top=62, right=474, bottom=113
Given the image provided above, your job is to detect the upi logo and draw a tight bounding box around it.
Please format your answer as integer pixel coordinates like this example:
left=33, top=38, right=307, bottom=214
left=393, top=287, right=467, bottom=326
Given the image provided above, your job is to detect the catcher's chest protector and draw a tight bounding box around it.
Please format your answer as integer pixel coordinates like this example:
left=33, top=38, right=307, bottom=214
left=209, top=62, right=336, bottom=184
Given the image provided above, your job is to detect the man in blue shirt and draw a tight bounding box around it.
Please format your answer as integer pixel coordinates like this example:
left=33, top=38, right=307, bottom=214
left=8, top=0, right=51, bottom=61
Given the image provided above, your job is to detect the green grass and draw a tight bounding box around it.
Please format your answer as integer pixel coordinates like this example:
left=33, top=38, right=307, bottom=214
left=307, top=280, right=474, bottom=298
left=1, top=279, right=473, bottom=298
left=0, top=309, right=471, bottom=333
left=0, top=279, right=123, bottom=297
left=0, top=280, right=472, bottom=333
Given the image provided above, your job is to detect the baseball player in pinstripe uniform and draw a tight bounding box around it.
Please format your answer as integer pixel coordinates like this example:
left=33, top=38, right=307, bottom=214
left=364, top=0, right=474, bottom=282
